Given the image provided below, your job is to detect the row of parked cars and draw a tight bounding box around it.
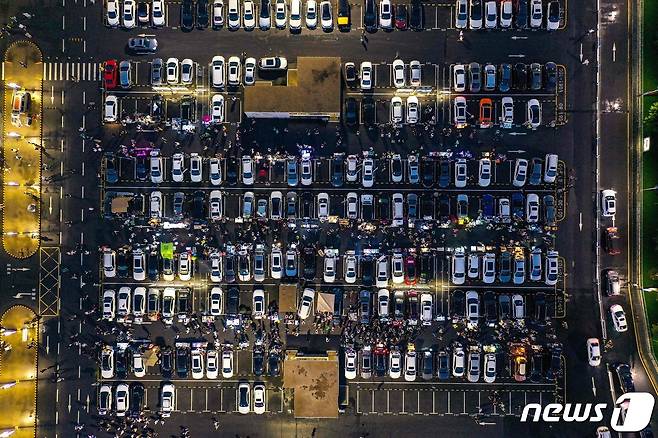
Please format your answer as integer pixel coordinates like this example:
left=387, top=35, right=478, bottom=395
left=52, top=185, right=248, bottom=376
left=114, top=152, right=558, bottom=188
left=452, top=62, right=558, bottom=93
left=453, top=96, right=543, bottom=129
left=454, top=0, right=561, bottom=30
left=344, top=343, right=562, bottom=383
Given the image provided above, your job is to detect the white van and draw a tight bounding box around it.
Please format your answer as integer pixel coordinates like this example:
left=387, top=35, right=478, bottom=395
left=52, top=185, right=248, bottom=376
left=544, top=154, right=558, bottom=183
left=289, top=0, right=302, bottom=29
left=452, top=249, right=466, bottom=285
left=103, top=249, right=116, bottom=278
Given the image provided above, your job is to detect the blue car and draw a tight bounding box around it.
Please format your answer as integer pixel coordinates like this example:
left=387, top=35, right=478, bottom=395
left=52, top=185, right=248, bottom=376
left=105, top=154, right=119, bottom=183
left=359, top=290, right=371, bottom=324
left=285, top=249, right=297, bottom=277
left=482, top=194, right=494, bottom=218
left=511, top=192, right=524, bottom=220
left=287, top=159, right=298, bottom=187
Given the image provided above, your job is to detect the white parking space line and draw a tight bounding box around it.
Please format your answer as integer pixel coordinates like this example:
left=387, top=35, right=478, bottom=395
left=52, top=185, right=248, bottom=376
left=446, top=391, right=451, bottom=414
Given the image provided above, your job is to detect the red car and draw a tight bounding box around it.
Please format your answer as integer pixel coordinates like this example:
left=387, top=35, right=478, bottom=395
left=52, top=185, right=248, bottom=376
left=104, top=59, right=118, bottom=90
left=605, top=226, right=621, bottom=255
left=394, top=4, right=408, bottom=30
left=404, top=255, right=416, bottom=285
left=479, top=98, right=493, bottom=128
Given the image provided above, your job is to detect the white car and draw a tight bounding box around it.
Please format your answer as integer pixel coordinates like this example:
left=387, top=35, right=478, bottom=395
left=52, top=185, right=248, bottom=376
left=530, top=0, right=542, bottom=28
left=324, top=253, right=337, bottom=282
left=132, top=287, right=146, bottom=322
left=453, top=96, right=467, bottom=128
left=317, top=192, right=330, bottom=222
left=209, top=286, right=223, bottom=316
left=377, top=289, right=389, bottom=319
left=375, top=255, right=388, bottom=288
left=271, top=248, right=283, bottom=279
left=469, top=0, right=482, bottom=29
left=455, top=158, right=467, bottom=188
left=512, top=294, right=524, bottom=319
left=133, top=250, right=146, bottom=281
left=513, top=158, right=528, bottom=187
left=190, top=153, right=202, bottom=182
left=205, top=349, right=218, bottom=379
left=242, top=155, right=254, bottom=185
left=345, top=348, right=357, bottom=379
left=452, top=346, right=465, bottom=377
left=392, top=59, right=405, bottom=88
left=379, top=0, right=392, bottom=28
left=298, top=288, right=315, bottom=319
left=455, top=0, right=467, bottom=28
left=122, top=0, right=136, bottom=28
left=150, top=155, right=163, bottom=184
left=344, top=254, right=357, bottom=284
left=601, top=189, right=617, bottom=217
left=274, top=0, right=287, bottom=28
left=162, top=288, right=176, bottom=322
left=420, top=293, right=433, bottom=325
left=180, top=58, right=194, bottom=85
left=106, top=0, right=120, bottom=26
left=545, top=250, right=559, bottom=286
left=501, top=96, right=514, bottom=128
left=404, top=350, right=417, bottom=382
left=346, top=155, right=358, bottom=182
left=360, top=61, right=373, bottom=90
left=409, top=60, right=421, bottom=86
left=244, top=57, right=256, bottom=85
left=362, top=158, right=374, bottom=187
left=392, top=193, right=404, bottom=226
left=389, top=349, right=402, bottom=379
left=467, top=253, right=479, bottom=279
left=228, top=0, right=241, bottom=28
left=587, top=338, right=602, bottom=366
left=483, top=353, right=496, bottom=383
left=526, top=193, right=539, bottom=223
left=166, top=57, right=180, bottom=84
left=103, top=290, right=116, bottom=320
left=391, top=253, right=404, bottom=284
left=104, top=95, right=118, bottom=123
left=452, top=249, right=466, bottom=285
left=228, top=56, right=241, bottom=85
left=478, top=158, right=491, bottom=187
left=152, top=0, right=166, bottom=26
left=178, top=252, right=192, bottom=281
left=101, top=347, right=115, bottom=379
left=209, top=158, right=222, bottom=185
left=222, top=349, right=234, bottom=378
left=209, top=190, right=223, bottom=220
left=346, top=192, right=358, bottom=219
left=466, top=290, right=479, bottom=327
left=406, top=96, right=419, bottom=124
left=253, top=289, right=265, bottom=319
left=527, top=98, right=541, bottom=128
left=212, top=0, right=224, bottom=28
left=211, top=94, right=225, bottom=123
left=390, top=96, right=403, bottom=124
left=133, top=351, right=146, bottom=377
left=306, top=0, right=317, bottom=28
left=115, top=383, right=129, bottom=417
left=300, top=157, right=313, bottom=185
left=98, top=384, right=112, bottom=415
left=253, top=383, right=266, bottom=414
left=610, top=304, right=628, bottom=332
left=161, top=383, right=175, bottom=417
left=171, top=153, right=184, bottom=182
left=238, top=382, right=250, bottom=414
left=319, top=0, right=332, bottom=30
left=453, top=64, right=466, bottom=91
left=499, top=0, right=512, bottom=27
left=191, top=349, right=204, bottom=379
left=289, top=0, right=302, bottom=29
left=211, top=55, right=225, bottom=88
left=244, top=0, right=256, bottom=29
left=484, top=0, right=496, bottom=28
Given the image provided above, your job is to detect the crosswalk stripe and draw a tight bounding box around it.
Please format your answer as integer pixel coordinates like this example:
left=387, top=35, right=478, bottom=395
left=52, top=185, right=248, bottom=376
left=42, top=62, right=46, bottom=78
left=82, top=62, right=86, bottom=80
left=42, top=62, right=103, bottom=81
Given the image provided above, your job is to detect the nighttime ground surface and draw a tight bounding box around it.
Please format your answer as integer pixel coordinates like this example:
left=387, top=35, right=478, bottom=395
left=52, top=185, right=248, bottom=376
left=0, top=0, right=655, bottom=437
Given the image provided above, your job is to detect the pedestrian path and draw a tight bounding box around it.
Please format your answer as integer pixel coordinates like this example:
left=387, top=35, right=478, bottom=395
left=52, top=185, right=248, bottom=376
left=41, top=61, right=101, bottom=81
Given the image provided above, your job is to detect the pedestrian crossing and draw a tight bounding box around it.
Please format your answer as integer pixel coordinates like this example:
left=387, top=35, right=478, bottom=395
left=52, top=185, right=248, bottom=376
left=41, top=62, right=101, bottom=82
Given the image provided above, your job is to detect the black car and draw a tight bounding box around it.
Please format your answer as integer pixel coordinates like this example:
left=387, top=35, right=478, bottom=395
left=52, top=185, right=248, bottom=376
left=137, top=2, right=149, bottom=24
left=147, top=251, right=159, bottom=281
left=173, top=192, right=185, bottom=219
left=344, top=98, right=358, bottom=126
left=117, top=250, right=129, bottom=278
left=421, top=350, right=433, bottom=380
left=534, top=292, right=547, bottom=322
left=498, top=63, right=512, bottom=92
left=136, top=156, right=147, bottom=181
left=226, top=158, right=238, bottom=186
left=513, top=63, right=527, bottom=90
left=303, top=248, right=317, bottom=280
left=192, top=190, right=205, bottom=220
left=176, top=347, right=189, bottom=378
left=613, top=363, right=635, bottom=393
left=421, top=195, right=434, bottom=220
left=377, top=195, right=390, bottom=222
left=419, top=253, right=433, bottom=283
left=150, top=94, right=164, bottom=120
left=301, top=192, right=313, bottom=219
left=268, top=352, right=281, bottom=376
left=332, top=287, right=344, bottom=324
left=225, top=255, right=236, bottom=283
left=160, top=347, right=173, bottom=378
left=438, top=194, right=450, bottom=221
left=344, top=63, right=357, bottom=83
left=515, top=0, right=528, bottom=29
left=331, top=157, right=344, bottom=187
left=253, top=348, right=265, bottom=376
left=451, top=290, right=465, bottom=321
left=362, top=97, right=376, bottom=126
left=529, top=158, right=542, bottom=185
left=286, top=192, right=297, bottom=219
left=422, top=160, right=435, bottom=187
left=529, top=63, right=542, bottom=91
left=374, top=350, right=387, bottom=376
left=227, top=287, right=240, bottom=316
left=363, top=0, right=376, bottom=31
left=116, top=349, right=127, bottom=378
left=359, top=290, right=371, bottom=324
left=529, top=352, right=544, bottom=383
left=361, top=257, right=373, bottom=286
left=196, top=0, right=209, bottom=28
left=409, top=0, right=423, bottom=30
left=484, top=291, right=497, bottom=326
left=130, top=383, right=145, bottom=417
left=545, top=345, right=562, bottom=382
left=438, top=160, right=450, bottom=188
left=181, top=0, right=195, bottom=31
left=544, top=62, right=558, bottom=92
left=259, top=0, right=271, bottom=28
left=498, top=294, right=511, bottom=319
